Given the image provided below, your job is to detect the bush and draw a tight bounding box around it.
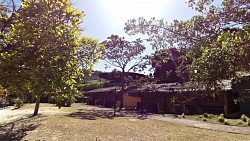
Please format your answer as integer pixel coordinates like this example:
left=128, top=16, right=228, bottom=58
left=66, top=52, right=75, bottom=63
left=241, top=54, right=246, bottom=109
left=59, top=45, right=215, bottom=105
left=49, top=91, right=82, bottom=108
left=238, top=121, right=243, bottom=125
left=203, top=113, right=209, bottom=118
left=218, top=116, right=224, bottom=123
left=76, top=82, right=104, bottom=92
left=202, top=117, right=207, bottom=122
left=247, top=119, right=250, bottom=126
left=240, top=114, right=248, bottom=122
left=219, top=113, right=224, bottom=118
left=12, top=98, right=23, bottom=109
left=224, top=119, right=229, bottom=125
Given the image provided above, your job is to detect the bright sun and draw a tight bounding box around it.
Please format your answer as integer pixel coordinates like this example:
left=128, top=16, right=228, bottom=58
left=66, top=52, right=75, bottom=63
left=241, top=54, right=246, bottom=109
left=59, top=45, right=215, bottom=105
left=100, top=0, right=169, bottom=25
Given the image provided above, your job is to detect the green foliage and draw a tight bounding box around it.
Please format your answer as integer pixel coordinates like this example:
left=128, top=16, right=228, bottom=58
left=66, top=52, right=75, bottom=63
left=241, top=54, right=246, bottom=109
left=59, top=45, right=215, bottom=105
left=0, top=0, right=103, bottom=114
left=240, top=114, right=248, bottom=122
left=12, top=98, right=23, bottom=109
left=202, top=117, right=207, bottom=122
left=50, top=91, right=81, bottom=108
left=218, top=114, right=225, bottom=123
left=203, top=113, right=209, bottom=118
left=224, top=119, right=229, bottom=125
left=0, top=86, right=8, bottom=98
left=102, top=34, right=146, bottom=72
left=76, top=82, right=105, bottom=92
left=238, top=121, right=243, bottom=125
left=124, top=0, right=250, bottom=93
left=247, top=119, right=250, bottom=126
left=152, top=48, right=190, bottom=83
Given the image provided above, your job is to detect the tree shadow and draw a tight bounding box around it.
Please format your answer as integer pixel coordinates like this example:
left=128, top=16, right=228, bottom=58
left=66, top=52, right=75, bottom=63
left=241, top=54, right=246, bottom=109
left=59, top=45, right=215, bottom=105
left=67, top=109, right=152, bottom=120
left=68, top=109, right=114, bottom=120
left=0, top=115, right=45, bottom=141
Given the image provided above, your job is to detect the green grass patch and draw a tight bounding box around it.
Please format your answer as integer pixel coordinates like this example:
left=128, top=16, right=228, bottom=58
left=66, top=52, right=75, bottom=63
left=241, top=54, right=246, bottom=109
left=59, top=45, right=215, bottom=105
left=170, top=113, right=250, bottom=127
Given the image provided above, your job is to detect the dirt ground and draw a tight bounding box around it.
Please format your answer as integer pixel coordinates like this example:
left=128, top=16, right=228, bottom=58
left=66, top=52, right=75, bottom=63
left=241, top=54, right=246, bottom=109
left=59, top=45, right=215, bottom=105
left=0, top=103, right=250, bottom=141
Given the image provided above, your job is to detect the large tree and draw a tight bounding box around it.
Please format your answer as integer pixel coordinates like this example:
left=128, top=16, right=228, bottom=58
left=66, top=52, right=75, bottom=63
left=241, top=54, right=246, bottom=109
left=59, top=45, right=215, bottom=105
left=125, top=0, right=250, bottom=92
left=0, top=0, right=103, bottom=116
left=152, top=48, right=190, bottom=83
left=102, top=34, right=145, bottom=110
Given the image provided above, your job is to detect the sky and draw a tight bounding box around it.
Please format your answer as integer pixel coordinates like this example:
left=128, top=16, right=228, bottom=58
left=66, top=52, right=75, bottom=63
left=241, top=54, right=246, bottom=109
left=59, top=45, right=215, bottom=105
left=72, top=0, right=200, bottom=74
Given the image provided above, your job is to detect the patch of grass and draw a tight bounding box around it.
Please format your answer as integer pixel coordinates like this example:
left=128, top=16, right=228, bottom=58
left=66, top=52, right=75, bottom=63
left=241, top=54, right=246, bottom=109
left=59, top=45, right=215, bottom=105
left=182, top=113, right=250, bottom=127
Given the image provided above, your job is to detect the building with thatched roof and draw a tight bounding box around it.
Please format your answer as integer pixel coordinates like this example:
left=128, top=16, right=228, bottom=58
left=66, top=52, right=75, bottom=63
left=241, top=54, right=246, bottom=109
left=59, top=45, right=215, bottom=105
left=85, top=86, right=141, bottom=108
left=128, top=80, right=238, bottom=115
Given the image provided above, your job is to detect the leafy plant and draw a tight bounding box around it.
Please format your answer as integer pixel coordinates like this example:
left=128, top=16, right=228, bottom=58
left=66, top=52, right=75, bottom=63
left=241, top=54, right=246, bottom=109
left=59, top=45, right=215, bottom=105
left=218, top=115, right=224, bottom=123
left=247, top=119, right=250, bottom=126
left=238, top=121, right=243, bottom=125
left=12, top=98, right=23, bottom=109
left=224, top=119, right=229, bottom=125
left=0, top=0, right=103, bottom=116
left=202, top=117, right=207, bottom=122
left=240, top=114, right=248, bottom=122
left=76, top=82, right=104, bottom=92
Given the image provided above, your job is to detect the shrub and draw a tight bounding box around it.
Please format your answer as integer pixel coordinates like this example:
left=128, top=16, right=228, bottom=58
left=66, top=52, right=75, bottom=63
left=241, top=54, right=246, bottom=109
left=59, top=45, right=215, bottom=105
left=238, top=121, right=243, bottom=125
left=76, top=82, right=104, bottom=92
left=218, top=116, right=224, bottom=123
left=12, top=98, right=23, bottom=109
left=203, top=113, right=209, bottom=118
left=240, top=114, right=248, bottom=122
left=219, top=113, right=224, bottom=118
left=202, top=117, right=207, bottom=122
left=224, top=119, right=229, bottom=125
left=247, top=119, right=250, bottom=126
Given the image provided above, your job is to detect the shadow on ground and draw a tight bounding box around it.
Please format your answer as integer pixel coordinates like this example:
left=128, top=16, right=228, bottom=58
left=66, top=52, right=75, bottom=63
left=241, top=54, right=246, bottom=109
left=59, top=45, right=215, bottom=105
left=67, top=109, right=151, bottom=120
left=0, top=115, right=45, bottom=141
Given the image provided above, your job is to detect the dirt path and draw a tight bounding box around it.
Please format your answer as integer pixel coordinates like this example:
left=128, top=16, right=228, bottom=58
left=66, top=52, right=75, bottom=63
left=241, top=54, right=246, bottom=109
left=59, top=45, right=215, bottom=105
left=152, top=115, right=250, bottom=135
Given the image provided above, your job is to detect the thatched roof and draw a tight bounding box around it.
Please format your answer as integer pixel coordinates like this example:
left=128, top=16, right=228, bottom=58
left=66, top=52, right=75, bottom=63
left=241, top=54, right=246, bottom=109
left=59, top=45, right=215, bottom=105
left=99, top=72, right=145, bottom=81
left=85, top=80, right=232, bottom=96
left=85, top=86, right=121, bottom=94
left=129, top=80, right=232, bottom=94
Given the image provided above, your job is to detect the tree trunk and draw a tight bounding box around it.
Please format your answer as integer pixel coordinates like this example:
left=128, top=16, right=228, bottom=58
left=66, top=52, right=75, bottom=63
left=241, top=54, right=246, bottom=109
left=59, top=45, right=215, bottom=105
left=119, top=68, right=125, bottom=111
left=33, top=97, right=40, bottom=116
left=113, top=92, right=116, bottom=117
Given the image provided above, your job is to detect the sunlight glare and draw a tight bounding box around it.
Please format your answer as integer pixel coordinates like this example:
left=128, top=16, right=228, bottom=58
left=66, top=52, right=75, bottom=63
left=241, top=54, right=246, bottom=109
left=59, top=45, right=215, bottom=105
left=100, top=0, right=169, bottom=25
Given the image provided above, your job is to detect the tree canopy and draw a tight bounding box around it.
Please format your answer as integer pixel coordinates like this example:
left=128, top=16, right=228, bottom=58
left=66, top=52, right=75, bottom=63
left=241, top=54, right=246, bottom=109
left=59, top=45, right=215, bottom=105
left=125, top=0, right=250, bottom=91
left=152, top=48, right=190, bottom=83
left=0, top=0, right=103, bottom=115
left=102, top=34, right=146, bottom=72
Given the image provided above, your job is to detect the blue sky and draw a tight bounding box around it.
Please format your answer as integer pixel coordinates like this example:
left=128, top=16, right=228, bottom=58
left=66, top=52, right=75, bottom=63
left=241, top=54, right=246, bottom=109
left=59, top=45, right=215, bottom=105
left=72, top=0, right=201, bottom=74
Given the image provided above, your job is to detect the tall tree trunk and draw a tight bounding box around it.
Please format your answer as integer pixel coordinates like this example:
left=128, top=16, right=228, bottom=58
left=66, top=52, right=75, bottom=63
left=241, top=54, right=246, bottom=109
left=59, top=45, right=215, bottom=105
left=113, top=91, right=116, bottom=117
left=119, top=68, right=125, bottom=111
left=33, top=97, right=40, bottom=116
